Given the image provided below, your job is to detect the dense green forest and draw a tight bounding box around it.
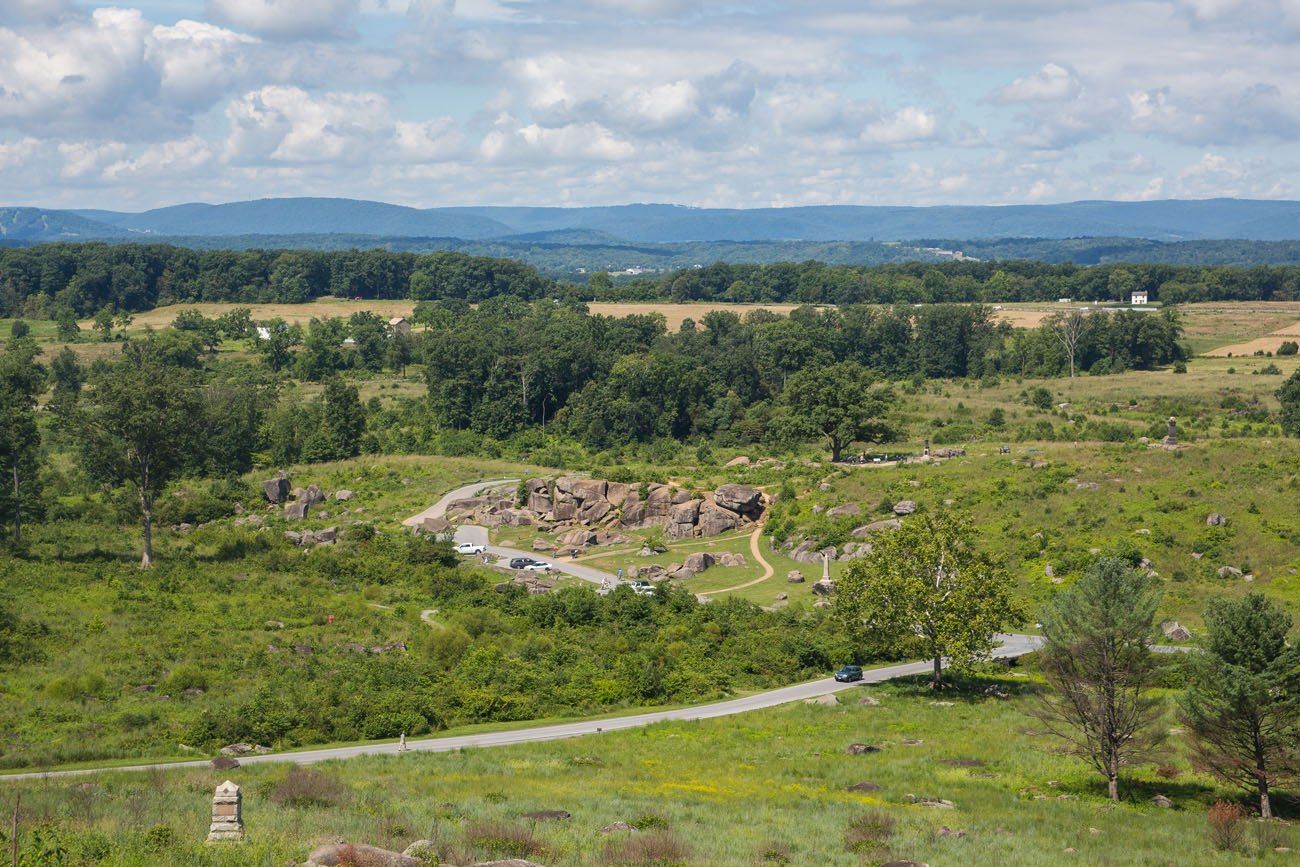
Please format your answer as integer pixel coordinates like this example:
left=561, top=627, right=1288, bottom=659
left=4, top=243, right=1300, bottom=319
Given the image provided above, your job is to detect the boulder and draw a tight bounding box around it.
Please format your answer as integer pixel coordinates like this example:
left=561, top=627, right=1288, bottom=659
left=402, top=841, right=438, bottom=860
left=786, top=570, right=805, bottom=583
left=644, top=484, right=674, bottom=517
left=934, top=447, right=965, bottom=458
left=417, top=515, right=450, bottom=535
left=1161, top=621, right=1191, bottom=642
left=893, top=500, right=918, bottom=516
left=619, top=500, right=647, bottom=527
left=593, top=531, right=630, bottom=546
left=210, top=756, right=240, bottom=771
left=296, top=485, right=324, bottom=506
left=559, top=528, right=597, bottom=548
left=1206, top=513, right=1229, bottom=526
left=665, top=520, right=696, bottom=540
left=1150, top=794, right=1173, bottom=808
left=532, top=539, right=557, bottom=552
left=846, top=743, right=882, bottom=755
left=775, top=592, right=788, bottom=601
left=805, top=694, right=840, bottom=706
left=670, top=499, right=702, bottom=524
left=606, top=482, right=633, bottom=509
left=828, top=503, right=861, bottom=517
left=671, top=489, right=694, bottom=505
left=852, top=519, right=901, bottom=537
left=284, top=531, right=303, bottom=545
left=284, top=501, right=309, bottom=520
left=904, top=794, right=954, bottom=809
left=1218, top=565, right=1243, bottom=579
left=668, top=567, right=696, bottom=581
left=551, top=501, right=578, bottom=522
left=725, top=455, right=751, bottom=467
left=305, top=842, right=422, bottom=867
left=718, top=552, right=746, bottom=567
left=313, top=527, right=337, bottom=544
left=525, top=478, right=549, bottom=494
left=601, top=822, right=636, bottom=834
left=697, top=507, right=739, bottom=536
left=263, top=476, right=291, bottom=504
left=527, top=492, right=553, bottom=514
left=812, top=578, right=836, bottom=596
left=579, top=499, right=613, bottom=524
left=684, top=552, right=715, bottom=573
left=334, top=490, right=353, bottom=501
left=714, top=484, right=763, bottom=517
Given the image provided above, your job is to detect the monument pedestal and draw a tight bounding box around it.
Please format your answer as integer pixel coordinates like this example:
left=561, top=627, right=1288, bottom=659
left=207, top=781, right=245, bottom=843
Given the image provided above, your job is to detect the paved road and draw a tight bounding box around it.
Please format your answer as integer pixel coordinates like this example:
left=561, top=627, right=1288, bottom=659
left=0, top=634, right=1045, bottom=782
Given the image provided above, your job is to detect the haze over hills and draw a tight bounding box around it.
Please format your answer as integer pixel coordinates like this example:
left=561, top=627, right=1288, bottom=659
left=1, top=196, right=1295, bottom=244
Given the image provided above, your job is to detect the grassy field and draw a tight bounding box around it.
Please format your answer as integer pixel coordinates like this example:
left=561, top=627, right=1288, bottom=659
left=1, top=671, right=1294, bottom=866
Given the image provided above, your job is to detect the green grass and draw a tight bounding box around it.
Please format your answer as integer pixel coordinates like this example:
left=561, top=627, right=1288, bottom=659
left=2, top=672, right=1295, bottom=866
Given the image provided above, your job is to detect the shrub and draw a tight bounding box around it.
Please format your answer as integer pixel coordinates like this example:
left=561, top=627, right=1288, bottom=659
left=1278, top=340, right=1298, bottom=356
left=844, top=809, right=895, bottom=854
left=1029, top=387, right=1053, bottom=410
left=463, top=821, right=546, bottom=859
left=269, top=766, right=348, bottom=808
left=1206, top=801, right=1247, bottom=852
left=755, top=840, right=793, bottom=863
left=143, top=825, right=176, bottom=852
left=631, top=814, right=670, bottom=831
left=601, top=831, right=691, bottom=866
left=1257, top=363, right=1282, bottom=375
left=1155, top=765, right=1181, bottom=780
left=1173, top=360, right=1187, bottom=373
left=161, top=664, right=207, bottom=695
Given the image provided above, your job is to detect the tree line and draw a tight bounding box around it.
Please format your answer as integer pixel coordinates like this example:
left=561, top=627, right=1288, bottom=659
left=5, top=243, right=1300, bottom=320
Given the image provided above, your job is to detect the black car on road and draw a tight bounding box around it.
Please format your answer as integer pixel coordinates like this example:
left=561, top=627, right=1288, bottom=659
left=509, top=557, right=540, bottom=570
left=834, top=664, right=864, bottom=682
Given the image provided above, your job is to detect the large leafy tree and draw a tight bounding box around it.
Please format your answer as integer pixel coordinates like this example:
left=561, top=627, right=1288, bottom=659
left=0, top=330, right=46, bottom=546
left=1278, top=368, right=1300, bottom=436
left=1035, top=557, right=1165, bottom=800
left=70, top=340, right=205, bottom=567
left=1180, top=594, right=1300, bottom=819
left=835, top=510, right=1024, bottom=688
left=783, top=360, right=894, bottom=462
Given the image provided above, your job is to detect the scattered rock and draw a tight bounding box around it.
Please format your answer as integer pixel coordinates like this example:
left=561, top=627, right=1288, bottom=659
left=811, top=578, right=836, bottom=596
left=893, top=500, right=918, bottom=515
left=936, top=826, right=966, bottom=837
left=904, top=794, right=955, bottom=809
left=1206, top=513, right=1228, bottom=526
left=683, top=552, right=715, bottom=573
left=902, top=738, right=924, bottom=746
left=402, top=841, right=438, bottom=860
left=1161, top=621, right=1191, bottom=642
left=522, top=809, right=571, bottom=821
left=262, top=475, right=290, bottom=504
left=305, top=842, right=422, bottom=867
left=532, top=539, right=557, bottom=552
left=847, top=781, right=882, bottom=792
left=210, top=756, right=240, bottom=771
left=725, top=455, right=751, bottom=467
left=334, top=490, right=354, bottom=501
left=852, top=519, right=901, bottom=537
left=858, top=694, right=880, bottom=706
left=786, top=570, right=805, bottom=583
left=1044, top=563, right=1054, bottom=578
left=846, top=743, right=882, bottom=755
left=775, top=592, right=788, bottom=601
left=805, top=694, right=840, bottom=706
left=601, top=821, right=636, bottom=833
left=828, top=503, right=861, bottom=517
left=1150, top=794, right=1173, bottom=808
left=284, top=501, right=309, bottom=520
left=1217, top=566, right=1243, bottom=579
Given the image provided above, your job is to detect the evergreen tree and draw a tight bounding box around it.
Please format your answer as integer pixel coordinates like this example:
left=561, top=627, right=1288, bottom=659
left=0, top=334, right=45, bottom=545
left=1035, top=557, right=1165, bottom=800
left=1180, top=594, right=1300, bottom=818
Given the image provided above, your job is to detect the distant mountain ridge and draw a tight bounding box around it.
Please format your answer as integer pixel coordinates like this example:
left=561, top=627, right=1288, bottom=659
left=17, top=196, right=1300, bottom=244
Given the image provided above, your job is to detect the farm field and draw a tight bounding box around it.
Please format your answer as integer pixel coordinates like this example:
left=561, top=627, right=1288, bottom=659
left=1, top=671, right=1294, bottom=866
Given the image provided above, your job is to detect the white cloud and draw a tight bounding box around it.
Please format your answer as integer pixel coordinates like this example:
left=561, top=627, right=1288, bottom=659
left=992, top=63, right=1081, bottom=103
left=861, top=107, right=937, bottom=145
left=224, top=85, right=391, bottom=164
left=206, top=0, right=361, bottom=40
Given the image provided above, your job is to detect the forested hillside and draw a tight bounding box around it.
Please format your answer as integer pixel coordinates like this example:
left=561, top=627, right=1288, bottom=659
left=4, top=243, right=1300, bottom=319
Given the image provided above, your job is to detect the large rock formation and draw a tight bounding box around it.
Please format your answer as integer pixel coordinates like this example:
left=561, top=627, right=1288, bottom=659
left=447, top=478, right=769, bottom=551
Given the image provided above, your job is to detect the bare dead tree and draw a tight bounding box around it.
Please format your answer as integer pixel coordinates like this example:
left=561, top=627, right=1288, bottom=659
left=1049, top=309, right=1087, bottom=378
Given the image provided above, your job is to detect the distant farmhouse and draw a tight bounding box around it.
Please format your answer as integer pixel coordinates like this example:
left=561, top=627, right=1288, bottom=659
left=1130, top=290, right=1149, bottom=305
left=388, top=316, right=412, bottom=336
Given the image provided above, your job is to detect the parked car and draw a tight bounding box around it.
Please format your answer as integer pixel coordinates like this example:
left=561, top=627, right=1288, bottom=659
left=454, top=542, right=486, bottom=555
left=629, top=579, right=656, bottom=596
left=834, top=664, right=864, bottom=683
left=523, top=561, right=552, bottom=572
left=509, top=557, right=535, bottom=569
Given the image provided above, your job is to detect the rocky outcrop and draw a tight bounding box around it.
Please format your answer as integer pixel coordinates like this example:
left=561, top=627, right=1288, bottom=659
left=302, top=842, right=421, bottom=867
left=263, top=475, right=291, bottom=504
left=893, top=500, right=918, bottom=516
left=1206, top=513, right=1228, bottom=526
left=714, top=484, right=763, bottom=518
left=852, top=519, right=900, bottom=537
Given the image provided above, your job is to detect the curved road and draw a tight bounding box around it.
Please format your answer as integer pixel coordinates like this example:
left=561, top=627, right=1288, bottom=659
left=2, top=634, right=1044, bottom=782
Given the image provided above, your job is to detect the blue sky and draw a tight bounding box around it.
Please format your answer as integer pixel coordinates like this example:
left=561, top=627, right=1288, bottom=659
left=2, top=0, right=1299, bottom=210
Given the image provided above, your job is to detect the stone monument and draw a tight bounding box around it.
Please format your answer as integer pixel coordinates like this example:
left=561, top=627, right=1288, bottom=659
left=1163, top=416, right=1178, bottom=446
left=206, top=780, right=245, bottom=842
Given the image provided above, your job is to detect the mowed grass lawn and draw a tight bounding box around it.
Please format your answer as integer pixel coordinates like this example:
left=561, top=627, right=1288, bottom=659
left=4, top=672, right=1294, bottom=866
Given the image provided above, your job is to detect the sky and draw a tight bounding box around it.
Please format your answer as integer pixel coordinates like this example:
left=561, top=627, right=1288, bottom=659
left=2, top=0, right=1299, bottom=210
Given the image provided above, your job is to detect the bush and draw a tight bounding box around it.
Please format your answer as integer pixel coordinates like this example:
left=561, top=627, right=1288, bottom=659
left=143, top=825, right=176, bottom=852
left=601, top=831, right=691, bottom=866
left=1278, top=340, right=1298, bottom=356
left=1029, top=387, right=1054, bottom=410
left=463, top=821, right=546, bottom=859
left=631, top=814, right=670, bottom=831
left=844, top=809, right=895, bottom=854
left=1257, top=363, right=1282, bottom=375
left=1207, top=801, right=1247, bottom=852
left=755, top=840, right=793, bottom=863
left=161, top=664, right=207, bottom=695
left=269, top=766, right=348, bottom=808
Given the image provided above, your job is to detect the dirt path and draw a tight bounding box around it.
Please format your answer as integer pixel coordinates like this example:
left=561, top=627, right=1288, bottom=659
left=700, top=524, right=775, bottom=597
